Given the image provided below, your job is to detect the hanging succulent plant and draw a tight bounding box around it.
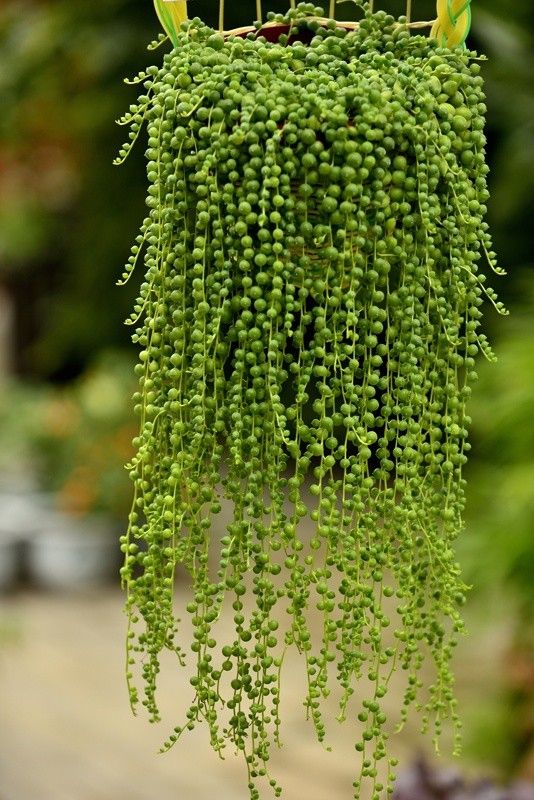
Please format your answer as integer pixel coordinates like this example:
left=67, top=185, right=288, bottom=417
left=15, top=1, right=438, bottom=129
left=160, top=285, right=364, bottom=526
left=117, top=3, right=505, bottom=798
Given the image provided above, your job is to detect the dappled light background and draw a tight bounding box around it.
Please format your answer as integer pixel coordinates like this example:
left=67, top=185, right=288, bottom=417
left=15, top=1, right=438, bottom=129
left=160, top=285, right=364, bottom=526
left=0, top=1, right=533, bottom=799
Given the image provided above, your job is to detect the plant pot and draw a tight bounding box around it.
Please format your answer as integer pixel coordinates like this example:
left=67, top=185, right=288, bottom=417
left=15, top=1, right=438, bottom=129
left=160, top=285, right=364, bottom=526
left=0, top=490, right=56, bottom=589
left=0, top=490, right=54, bottom=537
left=230, top=18, right=357, bottom=43
left=28, top=514, right=120, bottom=590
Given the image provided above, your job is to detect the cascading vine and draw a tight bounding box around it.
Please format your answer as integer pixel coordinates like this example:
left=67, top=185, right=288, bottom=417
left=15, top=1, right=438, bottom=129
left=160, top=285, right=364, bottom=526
left=117, top=5, right=505, bottom=798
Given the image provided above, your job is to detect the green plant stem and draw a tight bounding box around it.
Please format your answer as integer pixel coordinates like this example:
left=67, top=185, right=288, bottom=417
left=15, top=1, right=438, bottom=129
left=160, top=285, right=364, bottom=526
left=256, top=0, right=262, bottom=24
left=219, top=0, right=225, bottom=32
left=329, top=0, right=336, bottom=19
left=406, top=0, right=413, bottom=23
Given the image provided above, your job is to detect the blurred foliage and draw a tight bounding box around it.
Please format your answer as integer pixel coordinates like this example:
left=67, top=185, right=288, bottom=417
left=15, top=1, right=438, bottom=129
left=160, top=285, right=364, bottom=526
left=0, top=379, right=51, bottom=477
left=465, top=293, right=534, bottom=623
left=35, top=349, right=137, bottom=519
left=0, top=0, right=158, bottom=378
left=0, top=350, right=136, bottom=519
left=459, top=286, right=534, bottom=777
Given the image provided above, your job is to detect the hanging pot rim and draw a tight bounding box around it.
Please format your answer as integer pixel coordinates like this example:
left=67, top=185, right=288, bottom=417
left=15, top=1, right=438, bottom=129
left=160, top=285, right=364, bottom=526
left=227, top=18, right=359, bottom=43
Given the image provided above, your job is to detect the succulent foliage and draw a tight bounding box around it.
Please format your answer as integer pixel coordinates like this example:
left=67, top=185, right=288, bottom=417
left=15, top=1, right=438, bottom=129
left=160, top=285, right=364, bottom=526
left=118, top=5, right=504, bottom=797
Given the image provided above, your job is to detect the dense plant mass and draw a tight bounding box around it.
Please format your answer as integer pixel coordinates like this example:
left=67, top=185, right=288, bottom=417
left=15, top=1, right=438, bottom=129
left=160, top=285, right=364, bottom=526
left=118, top=6, right=504, bottom=798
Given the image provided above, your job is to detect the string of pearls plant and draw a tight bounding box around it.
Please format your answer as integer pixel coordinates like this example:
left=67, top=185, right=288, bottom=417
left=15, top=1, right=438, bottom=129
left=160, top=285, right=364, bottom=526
left=117, top=3, right=504, bottom=798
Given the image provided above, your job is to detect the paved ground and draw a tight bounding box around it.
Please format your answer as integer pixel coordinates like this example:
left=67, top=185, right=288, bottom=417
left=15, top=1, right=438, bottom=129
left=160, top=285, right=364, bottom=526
left=0, top=588, right=506, bottom=800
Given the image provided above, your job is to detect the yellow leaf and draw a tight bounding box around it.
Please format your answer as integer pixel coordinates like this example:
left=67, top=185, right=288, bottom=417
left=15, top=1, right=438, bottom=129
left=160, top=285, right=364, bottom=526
left=153, top=0, right=188, bottom=47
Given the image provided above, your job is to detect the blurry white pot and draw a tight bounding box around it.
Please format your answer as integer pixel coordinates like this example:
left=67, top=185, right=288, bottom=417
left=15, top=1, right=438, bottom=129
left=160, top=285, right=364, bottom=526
left=0, top=490, right=53, bottom=539
left=0, top=489, right=55, bottom=590
left=28, top=514, right=120, bottom=590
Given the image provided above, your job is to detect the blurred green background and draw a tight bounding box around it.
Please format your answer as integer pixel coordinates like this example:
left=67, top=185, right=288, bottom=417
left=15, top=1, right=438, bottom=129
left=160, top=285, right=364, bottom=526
left=0, top=0, right=533, bottom=791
